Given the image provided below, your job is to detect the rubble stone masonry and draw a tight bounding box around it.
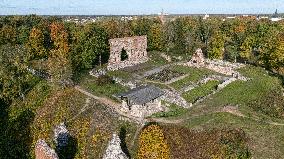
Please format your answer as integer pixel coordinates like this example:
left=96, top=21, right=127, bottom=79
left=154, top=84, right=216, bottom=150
left=107, top=36, right=148, bottom=70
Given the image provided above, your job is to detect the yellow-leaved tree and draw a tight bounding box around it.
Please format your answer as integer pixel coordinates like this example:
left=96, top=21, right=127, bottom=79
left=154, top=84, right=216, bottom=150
left=137, top=124, right=170, bottom=159
left=48, top=22, right=72, bottom=86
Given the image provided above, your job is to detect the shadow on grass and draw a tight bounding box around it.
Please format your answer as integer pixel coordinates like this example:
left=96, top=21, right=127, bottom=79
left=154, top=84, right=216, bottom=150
left=56, top=134, right=78, bottom=159
left=119, top=126, right=131, bottom=158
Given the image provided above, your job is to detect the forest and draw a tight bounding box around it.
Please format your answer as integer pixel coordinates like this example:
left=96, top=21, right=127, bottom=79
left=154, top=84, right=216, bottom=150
left=1, top=14, right=284, bottom=158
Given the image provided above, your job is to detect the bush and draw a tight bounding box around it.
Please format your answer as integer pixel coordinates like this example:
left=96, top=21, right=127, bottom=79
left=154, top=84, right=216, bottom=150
left=137, top=124, right=170, bottom=159
left=162, top=126, right=250, bottom=159
left=96, top=75, right=114, bottom=85
left=249, top=89, right=284, bottom=119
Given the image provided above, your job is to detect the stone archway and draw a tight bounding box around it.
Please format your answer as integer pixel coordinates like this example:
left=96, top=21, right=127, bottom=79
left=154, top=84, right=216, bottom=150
left=120, top=48, right=128, bottom=61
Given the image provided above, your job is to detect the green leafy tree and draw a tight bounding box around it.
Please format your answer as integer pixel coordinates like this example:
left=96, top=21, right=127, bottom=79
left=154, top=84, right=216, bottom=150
left=26, top=27, right=47, bottom=59
left=148, top=23, right=163, bottom=51
left=240, top=36, right=255, bottom=61
left=0, top=44, right=31, bottom=100
left=0, top=25, right=17, bottom=45
left=208, top=31, right=225, bottom=59
left=71, top=23, right=109, bottom=71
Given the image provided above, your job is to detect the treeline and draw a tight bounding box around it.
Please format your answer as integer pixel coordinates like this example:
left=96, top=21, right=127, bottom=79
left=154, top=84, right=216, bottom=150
left=1, top=15, right=284, bottom=102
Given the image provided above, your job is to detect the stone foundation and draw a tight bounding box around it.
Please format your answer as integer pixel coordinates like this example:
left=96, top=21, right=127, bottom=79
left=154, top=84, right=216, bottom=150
left=161, top=90, right=190, bottom=108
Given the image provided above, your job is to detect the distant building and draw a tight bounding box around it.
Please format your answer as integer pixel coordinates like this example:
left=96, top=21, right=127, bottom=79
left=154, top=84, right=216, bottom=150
left=158, top=9, right=167, bottom=24
left=270, top=9, right=283, bottom=22
left=226, top=16, right=236, bottom=19
left=116, top=85, right=165, bottom=118
left=271, top=17, right=283, bottom=22
left=203, top=14, right=210, bottom=20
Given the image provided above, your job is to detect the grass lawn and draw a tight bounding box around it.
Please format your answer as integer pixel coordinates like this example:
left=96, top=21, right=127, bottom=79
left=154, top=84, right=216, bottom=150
left=182, top=112, right=284, bottom=159
left=182, top=80, right=220, bottom=103
left=151, top=101, right=188, bottom=118
left=170, top=65, right=219, bottom=90
left=170, top=65, right=284, bottom=159
left=107, top=70, right=133, bottom=80
left=77, top=71, right=129, bottom=100
left=188, top=66, right=283, bottom=118
left=86, top=82, right=129, bottom=100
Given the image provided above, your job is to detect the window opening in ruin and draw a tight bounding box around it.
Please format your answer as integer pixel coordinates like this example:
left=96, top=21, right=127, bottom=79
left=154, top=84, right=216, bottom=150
left=121, top=48, right=128, bottom=61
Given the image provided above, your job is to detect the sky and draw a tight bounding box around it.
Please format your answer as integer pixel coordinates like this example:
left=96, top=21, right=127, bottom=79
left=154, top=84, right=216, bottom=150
left=0, top=0, right=283, bottom=15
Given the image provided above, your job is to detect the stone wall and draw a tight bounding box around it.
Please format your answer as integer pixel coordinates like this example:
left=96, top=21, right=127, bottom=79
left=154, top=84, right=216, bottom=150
left=107, top=36, right=148, bottom=71
left=183, top=49, right=248, bottom=80
left=161, top=90, right=190, bottom=108
left=121, top=97, right=165, bottom=118
left=35, top=139, right=59, bottom=159
left=103, top=134, right=129, bottom=159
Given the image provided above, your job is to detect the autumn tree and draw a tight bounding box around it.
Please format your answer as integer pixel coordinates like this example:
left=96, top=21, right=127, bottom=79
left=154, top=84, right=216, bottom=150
left=26, top=27, right=47, bottom=60
left=137, top=124, right=170, bottom=159
left=208, top=31, right=225, bottom=59
left=148, top=23, right=163, bottom=51
left=0, top=25, right=17, bottom=45
left=48, top=22, right=72, bottom=86
left=269, top=33, right=284, bottom=70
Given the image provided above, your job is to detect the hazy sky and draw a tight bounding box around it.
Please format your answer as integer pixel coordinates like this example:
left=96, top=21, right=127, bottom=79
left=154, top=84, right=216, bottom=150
left=0, top=0, right=283, bottom=15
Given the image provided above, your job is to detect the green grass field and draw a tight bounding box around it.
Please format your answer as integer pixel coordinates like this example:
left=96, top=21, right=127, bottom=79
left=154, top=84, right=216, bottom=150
left=170, top=65, right=219, bottom=90
left=170, top=65, right=284, bottom=159
left=182, top=80, right=220, bottom=103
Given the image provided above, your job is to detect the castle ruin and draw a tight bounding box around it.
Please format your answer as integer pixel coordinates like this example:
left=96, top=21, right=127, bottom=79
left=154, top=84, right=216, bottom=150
left=107, top=36, right=148, bottom=71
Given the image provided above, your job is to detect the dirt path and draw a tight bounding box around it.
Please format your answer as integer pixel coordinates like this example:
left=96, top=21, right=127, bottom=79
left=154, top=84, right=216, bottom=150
left=146, top=117, right=184, bottom=124
left=69, top=97, right=91, bottom=121
left=74, top=86, right=143, bottom=123
left=75, top=86, right=284, bottom=127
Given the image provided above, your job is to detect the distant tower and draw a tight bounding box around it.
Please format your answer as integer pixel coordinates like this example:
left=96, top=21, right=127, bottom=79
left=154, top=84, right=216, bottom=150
left=159, top=9, right=165, bottom=24
left=273, top=9, right=279, bottom=18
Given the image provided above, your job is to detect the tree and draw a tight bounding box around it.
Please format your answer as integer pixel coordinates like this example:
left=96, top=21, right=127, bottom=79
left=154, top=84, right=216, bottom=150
left=0, top=25, right=17, bottom=45
left=48, top=22, right=72, bottom=86
left=208, top=31, right=225, bottom=59
left=26, top=27, right=47, bottom=60
left=137, top=124, right=170, bottom=159
left=0, top=44, right=32, bottom=100
left=71, top=23, right=109, bottom=71
left=148, top=23, right=163, bottom=51
left=269, top=33, right=284, bottom=70
left=240, top=36, right=255, bottom=61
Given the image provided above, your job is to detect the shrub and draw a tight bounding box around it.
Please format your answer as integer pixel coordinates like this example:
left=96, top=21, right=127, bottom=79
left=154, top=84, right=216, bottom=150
left=249, top=89, right=284, bottom=118
left=137, top=124, right=170, bottom=159
left=96, top=75, right=114, bottom=85
left=163, top=126, right=250, bottom=159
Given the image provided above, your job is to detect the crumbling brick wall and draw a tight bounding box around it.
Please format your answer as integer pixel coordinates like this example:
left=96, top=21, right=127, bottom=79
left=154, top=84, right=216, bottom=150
left=107, top=36, right=148, bottom=70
